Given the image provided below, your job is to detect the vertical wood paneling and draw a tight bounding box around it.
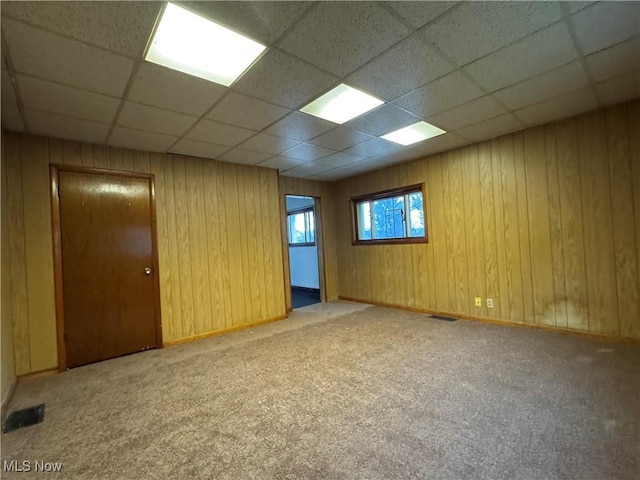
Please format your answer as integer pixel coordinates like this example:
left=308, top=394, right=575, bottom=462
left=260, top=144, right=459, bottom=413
left=334, top=99, right=640, bottom=339
left=545, top=124, right=568, bottom=328
left=606, top=105, right=639, bottom=338
left=494, top=136, right=524, bottom=322
left=149, top=153, right=174, bottom=341
left=555, top=117, right=589, bottom=331
left=5, top=132, right=30, bottom=374
left=628, top=102, right=640, bottom=336
left=20, top=135, right=57, bottom=371
left=579, top=112, right=619, bottom=334
left=162, top=155, right=183, bottom=341
left=524, top=127, right=555, bottom=326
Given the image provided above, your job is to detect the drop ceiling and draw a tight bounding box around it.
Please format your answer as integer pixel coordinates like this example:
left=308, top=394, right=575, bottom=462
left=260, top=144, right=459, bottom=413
left=1, top=1, right=638, bottom=181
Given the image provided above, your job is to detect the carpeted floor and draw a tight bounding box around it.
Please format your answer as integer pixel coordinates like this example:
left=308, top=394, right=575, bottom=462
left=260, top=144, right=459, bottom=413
left=2, top=301, right=638, bottom=479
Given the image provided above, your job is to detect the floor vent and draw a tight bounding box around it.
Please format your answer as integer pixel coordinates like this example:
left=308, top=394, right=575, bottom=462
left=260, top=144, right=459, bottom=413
left=3, top=404, right=45, bottom=434
left=430, top=314, right=457, bottom=322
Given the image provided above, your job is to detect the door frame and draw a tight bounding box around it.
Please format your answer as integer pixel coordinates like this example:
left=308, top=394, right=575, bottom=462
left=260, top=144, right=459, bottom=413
left=50, top=164, right=163, bottom=371
left=281, top=194, right=327, bottom=311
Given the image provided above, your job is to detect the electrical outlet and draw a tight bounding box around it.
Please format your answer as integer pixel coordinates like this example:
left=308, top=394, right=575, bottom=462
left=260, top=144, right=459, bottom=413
left=474, top=297, right=482, bottom=307
left=487, top=298, right=494, bottom=309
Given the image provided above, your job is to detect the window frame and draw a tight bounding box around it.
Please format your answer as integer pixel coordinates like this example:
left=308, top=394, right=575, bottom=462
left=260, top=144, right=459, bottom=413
left=350, top=183, right=428, bottom=246
left=287, top=206, right=316, bottom=247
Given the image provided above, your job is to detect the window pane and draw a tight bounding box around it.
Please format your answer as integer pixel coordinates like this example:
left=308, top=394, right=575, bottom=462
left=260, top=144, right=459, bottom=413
left=357, top=201, right=371, bottom=240
left=372, top=195, right=405, bottom=239
left=288, top=212, right=305, bottom=243
left=307, top=211, right=315, bottom=243
left=408, top=192, right=425, bottom=237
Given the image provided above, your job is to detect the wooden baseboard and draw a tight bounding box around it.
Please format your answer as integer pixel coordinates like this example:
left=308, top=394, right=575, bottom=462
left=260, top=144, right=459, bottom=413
left=17, top=367, right=59, bottom=382
left=338, top=296, right=640, bottom=344
left=163, top=314, right=288, bottom=347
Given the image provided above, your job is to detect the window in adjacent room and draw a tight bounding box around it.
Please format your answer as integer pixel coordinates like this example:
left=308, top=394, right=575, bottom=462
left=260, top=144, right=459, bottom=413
left=288, top=207, right=315, bottom=246
left=351, top=184, right=427, bottom=245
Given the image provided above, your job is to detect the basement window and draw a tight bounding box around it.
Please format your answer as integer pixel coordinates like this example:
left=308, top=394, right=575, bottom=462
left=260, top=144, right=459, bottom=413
left=288, top=207, right=315, bottom=246
left=351, top=184, right=427, bottom=245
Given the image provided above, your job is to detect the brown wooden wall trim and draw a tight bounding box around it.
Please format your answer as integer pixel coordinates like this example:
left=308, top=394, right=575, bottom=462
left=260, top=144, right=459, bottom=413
left=163, top=314, right=288, bottom=347
left=338, top=296, right=640, bottom=344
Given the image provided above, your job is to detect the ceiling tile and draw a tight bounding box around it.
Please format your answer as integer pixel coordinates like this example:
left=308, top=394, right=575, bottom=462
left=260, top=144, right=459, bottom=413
left=218, top=148, right=271, bottom=165
left=394, top=71, right=484, bottom=117
left=238, top=133, right=300, bottom=155
left=128, top=62, right=227, bottom=117
left=2, top=18, right=134, bottom=96
left=463, top=22, right=577, bottom=92
left=170, top=138, right=229, bottom=160
left=309, top=127, right=373, bottom=151
left=315, top=152, right=366, bottom=168
left=258, top=156, right=306, bottom=171
left=427, top=96, right=506, bottom=131
left=1, top=103, right=25, bottom=131
left=18, top=74, right=120, bottom=124
left=347, top=35, right=454, bottom=101
left=186, top=119, right=256, bottom=147
left=263, top=112, right=335, bottom=142
left=374, top=149, right=420, bottom=165
left=1, top=1, right=161, bottom=57
left=1, top=68, right=18, bottom=105
left=233, top=50, right=338, bottom=109
left=346, top=103, right=421, bottom=137
left=281, top=143, right=335, bottom=162
left=282, top=162, right=335, bottom=178
left=385, top=2, right=459, bottom=29
left=343, top=137, right=403, bottom=158
left=421, top=2, right=562, bottom=67
left=492, top=62, right=590, bottom=111
left=513, top=88, right=598, bottom=127
left=346, top=158, right=389, bottom=173
left=118, top=102, right=198, bottom=137
left=307, top=171, right=348, bottom=182
left=596, top=72, right=640, bottom=107
left=26, top=109, right=108, bottom=143
left=571, top=1, right=640, bottom=55
left=278, top=2, right=409, bottom=77
left=409, top=132, right=470, bottom=155
left=180, top=1, right=311, bottom=45
left=586, top=37, right=640, bottom=83
left=207, top=92, right=290, bottom=131
left=454, top=114, right=524, bottom=143
left=108, top=126, right=178, bottom=153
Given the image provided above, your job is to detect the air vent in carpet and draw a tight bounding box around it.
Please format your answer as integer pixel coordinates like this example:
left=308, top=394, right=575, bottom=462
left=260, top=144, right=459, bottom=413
left=430, top=314, right=457, bottom=322
left=3, top=404, right=45, bottom=434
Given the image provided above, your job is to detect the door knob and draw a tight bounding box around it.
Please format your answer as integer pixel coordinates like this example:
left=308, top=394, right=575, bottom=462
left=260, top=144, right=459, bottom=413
left=144, top=267, right=152, bottom=275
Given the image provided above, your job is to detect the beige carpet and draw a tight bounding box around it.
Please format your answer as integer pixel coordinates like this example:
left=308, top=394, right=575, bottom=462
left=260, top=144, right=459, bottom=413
left=2, top=301, right=638, bottom=479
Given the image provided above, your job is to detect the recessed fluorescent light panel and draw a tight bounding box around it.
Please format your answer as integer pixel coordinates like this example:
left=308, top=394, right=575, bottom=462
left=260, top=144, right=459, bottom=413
left=300, top=84, right=384, bottom=124
left=381, top=121, right=446, bottom=146
left=145, top=3, right=266, bottom=86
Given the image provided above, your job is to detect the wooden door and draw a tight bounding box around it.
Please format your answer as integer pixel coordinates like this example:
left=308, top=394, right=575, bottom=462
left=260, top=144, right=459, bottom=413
left=53, top=167, right=160, bottom=369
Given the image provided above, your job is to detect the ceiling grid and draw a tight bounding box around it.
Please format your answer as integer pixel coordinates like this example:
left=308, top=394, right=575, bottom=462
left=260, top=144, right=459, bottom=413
left=0, top=1, right=637, bottom=181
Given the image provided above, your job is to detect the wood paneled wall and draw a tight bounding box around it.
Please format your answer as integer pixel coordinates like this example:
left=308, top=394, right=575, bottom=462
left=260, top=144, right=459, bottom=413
left=278, top=176, right=339, bottom=311
left=1, top=131, right=17, bottom=404
left=4, top=132, right=286, bottom=375
left=335, top=100, right=640, bottom=339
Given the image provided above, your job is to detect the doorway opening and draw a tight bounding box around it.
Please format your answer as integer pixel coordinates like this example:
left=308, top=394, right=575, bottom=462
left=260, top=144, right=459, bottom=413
left=286, top=195, right=321, bottom=309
